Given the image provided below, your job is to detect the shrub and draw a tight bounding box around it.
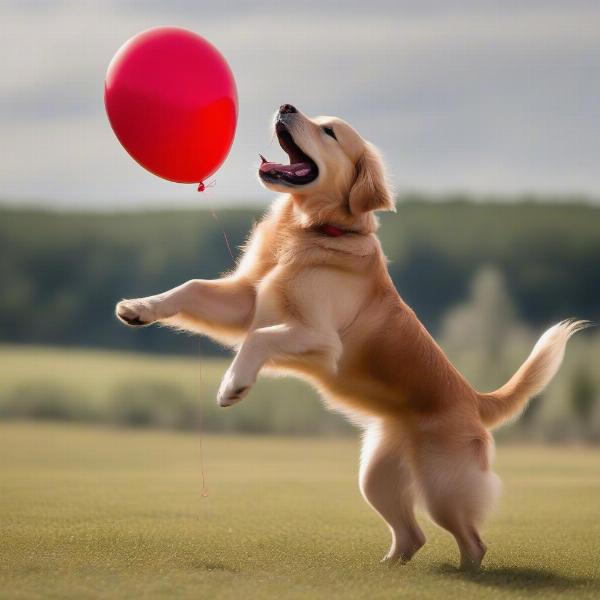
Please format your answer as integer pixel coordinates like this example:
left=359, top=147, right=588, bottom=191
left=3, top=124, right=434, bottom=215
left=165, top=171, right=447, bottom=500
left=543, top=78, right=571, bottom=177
left=0, top=382, right=95, bottom=422
left=110, top=381, right=198, bottom=430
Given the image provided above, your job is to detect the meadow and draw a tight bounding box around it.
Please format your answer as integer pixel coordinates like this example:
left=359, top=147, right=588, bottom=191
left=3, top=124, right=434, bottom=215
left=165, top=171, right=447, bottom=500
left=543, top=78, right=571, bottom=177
left=2, top=324, right=599, bottom=442
left=0, top=345, right=349, bottom=435
left=1, top=423, right=600, bottom=599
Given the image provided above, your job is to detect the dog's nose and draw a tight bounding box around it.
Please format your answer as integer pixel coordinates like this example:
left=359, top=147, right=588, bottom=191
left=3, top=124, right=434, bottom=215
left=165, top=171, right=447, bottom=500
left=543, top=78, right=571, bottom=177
left=279, top=104, right=297, bottom=114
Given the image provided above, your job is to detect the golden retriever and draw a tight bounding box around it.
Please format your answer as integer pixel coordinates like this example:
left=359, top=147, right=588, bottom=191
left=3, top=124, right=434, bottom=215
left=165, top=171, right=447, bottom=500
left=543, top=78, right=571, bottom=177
left=116, top=104, right=587, bottom=569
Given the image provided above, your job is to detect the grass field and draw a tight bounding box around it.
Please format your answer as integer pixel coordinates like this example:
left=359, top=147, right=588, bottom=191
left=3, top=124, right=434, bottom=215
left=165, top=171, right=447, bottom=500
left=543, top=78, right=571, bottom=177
left=2, top=340, right=599, bottom=441
left=0, top=345, right=349, bottom=435
left=1, top=424, right=600, bottom=599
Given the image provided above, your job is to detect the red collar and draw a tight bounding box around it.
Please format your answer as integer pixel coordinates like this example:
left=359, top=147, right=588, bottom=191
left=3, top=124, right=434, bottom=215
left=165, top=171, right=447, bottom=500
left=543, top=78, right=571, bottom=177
left=315, top=223, right=349, bottom=237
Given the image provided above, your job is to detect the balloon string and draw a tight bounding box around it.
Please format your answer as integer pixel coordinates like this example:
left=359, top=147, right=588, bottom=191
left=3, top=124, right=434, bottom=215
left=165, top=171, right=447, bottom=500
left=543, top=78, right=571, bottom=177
left=210, top=208, right=236, bottom=263
left=198, top=336, right=209, bottom=498
left=197, top=206, right=236, bottom=499
left=195, top=177, right=236, bottom=264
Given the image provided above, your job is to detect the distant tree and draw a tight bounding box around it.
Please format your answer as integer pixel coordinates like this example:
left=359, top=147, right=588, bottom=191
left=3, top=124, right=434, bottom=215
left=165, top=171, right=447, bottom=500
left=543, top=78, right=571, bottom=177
left=440, top=266, right=532, bottom=394
left=572, top=367, right=596, bottom=423
left=2, top=201, right=600, bottom=355
left=588, top=390, right=600, bottom=442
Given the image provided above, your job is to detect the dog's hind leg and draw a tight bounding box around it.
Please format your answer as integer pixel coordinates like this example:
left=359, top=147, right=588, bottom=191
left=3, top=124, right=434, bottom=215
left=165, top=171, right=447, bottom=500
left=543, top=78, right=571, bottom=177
left=359, top=420, right=425, bottom=563
left=415, top=435, right=501, bottom=570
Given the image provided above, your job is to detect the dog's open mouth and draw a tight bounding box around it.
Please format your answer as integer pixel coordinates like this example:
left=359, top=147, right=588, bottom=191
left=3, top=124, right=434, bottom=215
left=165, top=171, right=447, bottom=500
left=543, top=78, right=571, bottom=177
left=259, top=122, right=319, bottom=186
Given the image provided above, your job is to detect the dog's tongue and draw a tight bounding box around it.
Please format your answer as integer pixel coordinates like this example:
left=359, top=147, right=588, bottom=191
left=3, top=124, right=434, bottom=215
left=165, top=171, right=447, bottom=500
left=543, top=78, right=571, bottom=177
left=260, top=155, right=311, bottom=177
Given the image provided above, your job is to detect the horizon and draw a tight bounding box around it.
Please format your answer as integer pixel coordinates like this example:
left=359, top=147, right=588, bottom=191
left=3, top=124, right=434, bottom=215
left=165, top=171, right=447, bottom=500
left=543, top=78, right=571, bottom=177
left=1, top=191, right=599, bottom=214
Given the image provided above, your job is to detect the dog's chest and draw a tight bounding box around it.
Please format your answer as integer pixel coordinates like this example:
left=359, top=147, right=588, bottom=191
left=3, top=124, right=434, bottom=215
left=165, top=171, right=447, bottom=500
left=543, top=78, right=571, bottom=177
left=252, top=258, right=373, bottom=332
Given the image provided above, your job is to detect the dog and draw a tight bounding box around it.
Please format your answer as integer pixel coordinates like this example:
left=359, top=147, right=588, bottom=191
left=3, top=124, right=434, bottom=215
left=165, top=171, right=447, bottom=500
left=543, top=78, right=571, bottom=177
left=116, top=104, right=587, bottom=569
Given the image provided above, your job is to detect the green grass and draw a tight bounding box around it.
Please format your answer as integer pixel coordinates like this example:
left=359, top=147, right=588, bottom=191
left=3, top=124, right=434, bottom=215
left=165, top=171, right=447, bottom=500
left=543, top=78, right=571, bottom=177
left=0, top=344, right=229, bottom=403
left=1, top=424, right=600, bottom=599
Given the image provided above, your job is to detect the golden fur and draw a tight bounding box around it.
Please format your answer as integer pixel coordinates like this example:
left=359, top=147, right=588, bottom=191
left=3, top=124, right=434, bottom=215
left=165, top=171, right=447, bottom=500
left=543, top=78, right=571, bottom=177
left=116, top=106, right=587, bottom=569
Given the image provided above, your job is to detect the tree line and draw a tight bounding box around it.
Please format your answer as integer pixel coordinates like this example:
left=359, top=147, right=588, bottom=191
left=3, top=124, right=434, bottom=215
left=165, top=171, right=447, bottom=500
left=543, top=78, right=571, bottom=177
left=1, top=195, right=599, bottom=355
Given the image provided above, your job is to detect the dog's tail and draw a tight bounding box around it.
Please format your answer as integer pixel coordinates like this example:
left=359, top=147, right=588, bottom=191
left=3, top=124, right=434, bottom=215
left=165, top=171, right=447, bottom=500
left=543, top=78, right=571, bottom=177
left=477, top=319, right=591, bottom=429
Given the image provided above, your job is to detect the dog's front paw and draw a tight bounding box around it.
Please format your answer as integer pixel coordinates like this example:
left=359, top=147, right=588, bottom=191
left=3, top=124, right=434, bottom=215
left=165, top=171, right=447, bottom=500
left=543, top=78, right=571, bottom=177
left=115, top=298, right=158, bottom=327
left=217, top=369, right=252, bottom=407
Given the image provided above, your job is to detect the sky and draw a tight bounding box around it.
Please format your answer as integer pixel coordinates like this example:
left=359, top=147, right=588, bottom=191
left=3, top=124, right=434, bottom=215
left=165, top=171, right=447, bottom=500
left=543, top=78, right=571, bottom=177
left=1, top=0, right=599, bottom=210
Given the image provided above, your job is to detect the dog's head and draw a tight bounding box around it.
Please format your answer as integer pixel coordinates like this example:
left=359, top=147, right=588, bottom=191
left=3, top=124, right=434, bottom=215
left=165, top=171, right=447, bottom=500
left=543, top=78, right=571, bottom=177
left=259, top=105, right=394, bottom=224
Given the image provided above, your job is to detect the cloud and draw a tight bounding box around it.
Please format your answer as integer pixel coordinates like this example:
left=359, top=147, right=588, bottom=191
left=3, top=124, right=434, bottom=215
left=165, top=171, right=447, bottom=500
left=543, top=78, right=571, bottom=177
left=0, top=1, right=599, bottom=208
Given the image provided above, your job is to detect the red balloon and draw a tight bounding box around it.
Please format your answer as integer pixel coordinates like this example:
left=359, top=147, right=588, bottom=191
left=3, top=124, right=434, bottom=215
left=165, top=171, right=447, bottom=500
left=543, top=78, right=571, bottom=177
left=105, top=27, right=238, bottom=185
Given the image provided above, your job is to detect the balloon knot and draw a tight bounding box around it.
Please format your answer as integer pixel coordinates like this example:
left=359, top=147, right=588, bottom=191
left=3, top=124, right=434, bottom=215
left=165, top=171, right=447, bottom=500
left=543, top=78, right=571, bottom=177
left=197, top=179, right=216, bottom=192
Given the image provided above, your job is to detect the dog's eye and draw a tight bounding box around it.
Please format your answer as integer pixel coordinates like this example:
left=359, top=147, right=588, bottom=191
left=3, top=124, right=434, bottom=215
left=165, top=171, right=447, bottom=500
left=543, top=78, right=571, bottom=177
left=322, top=126, right=337, bottom=140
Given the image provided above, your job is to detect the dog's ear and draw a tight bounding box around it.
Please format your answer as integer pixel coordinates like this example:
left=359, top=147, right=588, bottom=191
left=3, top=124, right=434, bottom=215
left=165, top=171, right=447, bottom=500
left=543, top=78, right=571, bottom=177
left=349, top=142, right=395, bottom=214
